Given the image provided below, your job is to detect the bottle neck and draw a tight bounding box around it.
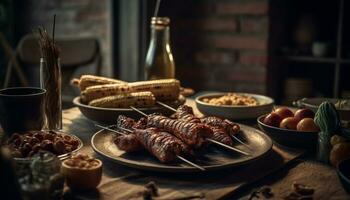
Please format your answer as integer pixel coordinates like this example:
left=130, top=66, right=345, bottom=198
left=150, top=25, right=170, bottom=48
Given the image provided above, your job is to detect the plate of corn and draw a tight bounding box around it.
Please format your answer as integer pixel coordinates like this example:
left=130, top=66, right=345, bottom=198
left=72, top=75, right=185, bottom=124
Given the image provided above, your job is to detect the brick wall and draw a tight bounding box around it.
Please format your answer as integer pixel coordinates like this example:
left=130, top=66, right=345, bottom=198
left=16, top=0, right=112, bottom=76
left=163, top=0, right=269, bottom=94
left=16, top=0, right=269, bottom=93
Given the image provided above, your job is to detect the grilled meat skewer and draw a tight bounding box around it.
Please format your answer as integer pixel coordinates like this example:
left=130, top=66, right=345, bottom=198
left=114, top=115, right=192, bottom=160
left=200, top=116, right=240, bottom=137
left=174, top=105, right=233, bottom=146
left=134, top=127, right=189, bottom=162
left=146, top=114, right=213, bottom=148
left=113, top=115, right=143, bottom=152
left=174, top=105, right=201, bottom=123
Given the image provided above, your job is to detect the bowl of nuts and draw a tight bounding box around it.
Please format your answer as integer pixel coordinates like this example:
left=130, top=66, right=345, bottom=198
left=61, top=153, right=102, bottom=190
left=5, top=130, right=83, bottom=161
left=195, top=92, right=274, bottom=120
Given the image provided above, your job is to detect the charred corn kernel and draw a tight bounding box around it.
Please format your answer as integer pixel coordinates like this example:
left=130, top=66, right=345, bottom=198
left=81, top=84, right=131, bottom=103
left=88, top=91, right=156, bottom=108
left=128, top=79, right=180, bottom=101
left=73, top=75, right=127, bottom=91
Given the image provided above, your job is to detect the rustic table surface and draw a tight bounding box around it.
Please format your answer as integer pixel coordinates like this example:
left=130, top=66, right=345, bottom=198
left=0, top=98, right=340, bottom=199
left=54, top=98, right=350, bottom=200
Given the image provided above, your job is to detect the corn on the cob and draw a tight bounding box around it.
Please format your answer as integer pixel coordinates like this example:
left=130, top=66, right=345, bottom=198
left=72, top=75, right=127, bottom=91
left=81, top=83, right=132, bottom=103
left=88, top=91, right=156, bottom=108
left=128, top=79, right=180, bottom=101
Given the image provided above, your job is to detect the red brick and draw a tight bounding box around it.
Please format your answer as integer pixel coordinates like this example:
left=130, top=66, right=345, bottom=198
left=239, top=52, right=268, bottom=66
left=198, top=18, right=237, bottom=31
left=176, top=18, right=237, bottom=32
left=214, top=66, right=266, bottom=83
left=195, top=51, right=237, bottom=65
left=176, top=67, right=211, bottom=81
left=226, top=71, right=266, bottom=83
left=213, top=35, right=267, bottom=50
left=240, top=17, right=268, bottom=33
left=216, top=2, right=268, bottom=15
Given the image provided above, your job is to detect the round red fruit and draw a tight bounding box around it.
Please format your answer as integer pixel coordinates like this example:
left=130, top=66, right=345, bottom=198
left=274, top=107, right=294, bottom=119
left=296, top=118, right=319, bottom=132
left=294, top=108, right=315, bottom=121
left=279, top=117, right=299, bottom=130
left=263, top=113, right=283, bottom=127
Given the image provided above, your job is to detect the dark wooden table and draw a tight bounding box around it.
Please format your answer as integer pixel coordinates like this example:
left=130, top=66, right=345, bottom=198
left=58, top=99, right=349, bottom=200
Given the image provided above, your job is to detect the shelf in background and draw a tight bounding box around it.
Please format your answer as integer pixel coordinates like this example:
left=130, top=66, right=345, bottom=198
left=281, top=56, right=350, bottom=64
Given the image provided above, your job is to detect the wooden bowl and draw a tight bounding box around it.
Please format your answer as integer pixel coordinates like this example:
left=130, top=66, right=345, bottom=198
left=61, top=158, right=103, bottom=190
left=195, top=93, right=274, bottom=120
left=257, top=114, right=318, bottom=149
left=73, top=96, right=186, bottom=124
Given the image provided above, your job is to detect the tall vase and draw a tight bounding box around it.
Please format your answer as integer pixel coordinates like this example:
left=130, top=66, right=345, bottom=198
left=40, top=58, right=62, bottom=130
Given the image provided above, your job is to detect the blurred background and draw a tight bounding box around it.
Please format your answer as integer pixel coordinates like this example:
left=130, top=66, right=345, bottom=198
left=0, top=0, right=349, bottom=104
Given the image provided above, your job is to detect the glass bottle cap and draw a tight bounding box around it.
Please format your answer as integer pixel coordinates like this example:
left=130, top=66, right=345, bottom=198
left=151, top=17, right=170, bottom=26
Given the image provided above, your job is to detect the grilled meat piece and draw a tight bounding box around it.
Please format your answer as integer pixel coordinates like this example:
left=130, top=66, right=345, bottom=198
left=175, top=105, right=232, bottom=146
left=201, top=116, right=240, bottom=137
left=114, top=116, right=192, bottom=160
left=133, top=117, right=147, bottom=129
left=134, top=128, right=188, bottom=162
left=147, top=114, right=212, bottom=148
left=117, top=115, right=136, bottom=131
left=224, top=119, right=240, bottom=134
left=115, top=115, right=144, bottom=151
left=113, top=134, right=142, bottom=152
left=175, top=105, right=201, bottom=123
left=210, top=126, right=233, bottom=146
left=116, top=115, right=147, bottom=131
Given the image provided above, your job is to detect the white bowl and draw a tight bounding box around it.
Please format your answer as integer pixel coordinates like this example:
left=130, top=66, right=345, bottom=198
left=195, top=92, right=274, bottom=120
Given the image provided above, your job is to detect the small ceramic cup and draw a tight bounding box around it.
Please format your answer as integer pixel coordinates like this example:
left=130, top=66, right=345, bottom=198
left=0, top=87, right=46, bottom=136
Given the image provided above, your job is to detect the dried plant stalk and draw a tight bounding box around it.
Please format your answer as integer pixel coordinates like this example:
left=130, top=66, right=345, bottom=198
left=38, top=27, right=62, bottom=130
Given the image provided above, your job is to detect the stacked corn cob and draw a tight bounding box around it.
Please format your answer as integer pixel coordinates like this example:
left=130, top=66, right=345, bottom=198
left=81, top=84, right=132, bottom=103
left=72, top=75, right=180, bottom=108
left=71, top=75, right=127, bottom=91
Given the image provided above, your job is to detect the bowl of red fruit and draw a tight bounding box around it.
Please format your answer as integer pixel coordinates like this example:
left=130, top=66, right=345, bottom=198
left=257, top=107, right=319, bottom=149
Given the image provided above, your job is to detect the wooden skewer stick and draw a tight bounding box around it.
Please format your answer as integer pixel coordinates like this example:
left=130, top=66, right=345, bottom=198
left=176, top=155, right=206, bottom=171
left=156, top=101, right=253, bottom=152
left=95, top=124, right=126, bottom=136
left=130, top=106, right=251, bottom=156
left=95, top=123, right=206, bottom=171
left=156, top=101, right=177, bottom=112
left=118, top=126, right=133, bottom=133
left=205, top=138, right=249, bottom=156
left=130, top=106, right=148, bottom=116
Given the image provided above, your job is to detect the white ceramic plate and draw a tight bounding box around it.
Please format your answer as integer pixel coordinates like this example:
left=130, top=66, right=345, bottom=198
left=294, top=97, right=350, bottom=121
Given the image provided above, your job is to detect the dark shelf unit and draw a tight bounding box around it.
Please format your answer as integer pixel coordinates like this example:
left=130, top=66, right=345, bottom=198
left=283, top=56, right=350, bottom=64
left=268, top=0, right=348, bottom=103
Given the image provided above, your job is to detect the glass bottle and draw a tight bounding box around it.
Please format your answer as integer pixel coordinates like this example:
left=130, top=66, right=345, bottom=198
left=144, top=17, right=175, bottom=80
left=40, top=58, right=62, bottom=130
left=31, top=152, right=64, bottom=200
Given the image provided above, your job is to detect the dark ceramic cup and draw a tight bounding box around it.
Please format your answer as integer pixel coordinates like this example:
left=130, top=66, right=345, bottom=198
left=0, top=87, right=46, bottom=135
